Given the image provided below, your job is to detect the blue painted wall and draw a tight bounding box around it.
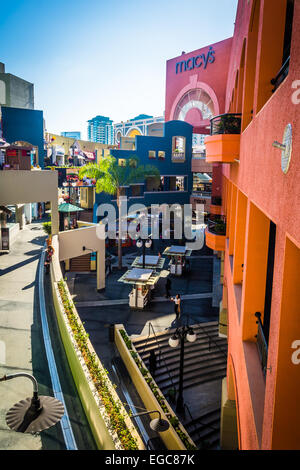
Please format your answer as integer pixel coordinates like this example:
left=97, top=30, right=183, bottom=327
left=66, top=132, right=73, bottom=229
left=94, top=120, right=193, bottom=220
left=1, top=106, right=45, bottom=168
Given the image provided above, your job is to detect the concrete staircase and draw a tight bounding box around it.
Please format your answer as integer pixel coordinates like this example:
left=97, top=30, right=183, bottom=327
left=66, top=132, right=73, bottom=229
left=69, top=253, right=91, bottom=271
left=132, top=321, right=227, bottom=449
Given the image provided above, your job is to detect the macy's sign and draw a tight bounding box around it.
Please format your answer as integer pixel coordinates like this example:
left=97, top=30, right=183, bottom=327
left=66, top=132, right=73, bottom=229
left=176, top=46, right=215, bottom=74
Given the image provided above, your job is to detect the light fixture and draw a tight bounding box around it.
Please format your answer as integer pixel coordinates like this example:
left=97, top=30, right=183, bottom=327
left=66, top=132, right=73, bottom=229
left=136, top=238, right=143, bottom=248
left=169, top=334, right=179, bottom=348
left=145, top=237, right=152, bottom=248
left=62, top=182, right=68, bottom=187
left=0, top=373, right=64, bottom=433
left=186, top=327, right=196, bottom=343
left=131, top=410, right=169, bottom=433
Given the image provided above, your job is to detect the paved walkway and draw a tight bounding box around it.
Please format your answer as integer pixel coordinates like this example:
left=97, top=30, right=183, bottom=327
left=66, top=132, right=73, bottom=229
left=0, top=223, right=96, bottom=450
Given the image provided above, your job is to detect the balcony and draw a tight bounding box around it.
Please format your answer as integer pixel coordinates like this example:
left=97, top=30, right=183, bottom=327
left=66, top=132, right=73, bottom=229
left=271, top=56, right=290, bottom=93
left=205, top=113, right=242, bottom=163
left=205, top=216, right=226, bottom=251
left=210, top=196, right=222, bottom=215
left=172, top=151, right=185, bottom=162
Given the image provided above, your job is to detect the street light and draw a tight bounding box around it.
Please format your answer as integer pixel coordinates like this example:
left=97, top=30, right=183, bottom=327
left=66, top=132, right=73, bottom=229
left=131, top=410, right=169, bottom=433
left=136, top=236, right=152, bottom=268
left=168, top=315, right=196, bottom=413
left=0, top=373, right=64, bottom=433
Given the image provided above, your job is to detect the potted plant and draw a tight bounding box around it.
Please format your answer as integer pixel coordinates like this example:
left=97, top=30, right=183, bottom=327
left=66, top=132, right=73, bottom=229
left=42, top=221, right=52, bottom=245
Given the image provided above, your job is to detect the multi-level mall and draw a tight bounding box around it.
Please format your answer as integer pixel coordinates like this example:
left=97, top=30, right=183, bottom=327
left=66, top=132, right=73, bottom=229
left=0, top=0, right=299, bottom=452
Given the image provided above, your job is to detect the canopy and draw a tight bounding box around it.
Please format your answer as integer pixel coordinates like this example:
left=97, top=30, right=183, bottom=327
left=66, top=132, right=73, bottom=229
left=58, top=203, right=84, bottom=213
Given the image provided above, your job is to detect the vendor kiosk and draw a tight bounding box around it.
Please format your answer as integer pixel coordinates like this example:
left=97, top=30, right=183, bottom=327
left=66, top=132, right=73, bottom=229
left=131, top=255, right=165, bottom=270
left=118, top=267, right=162, bottom=309
left=162, top=245, right=192, bottom=276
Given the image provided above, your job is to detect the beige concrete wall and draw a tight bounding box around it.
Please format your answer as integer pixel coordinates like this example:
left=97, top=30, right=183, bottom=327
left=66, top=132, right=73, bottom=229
left=0, top=170, right=59, bottom=234
left=58, top=225, right=105, bottom=289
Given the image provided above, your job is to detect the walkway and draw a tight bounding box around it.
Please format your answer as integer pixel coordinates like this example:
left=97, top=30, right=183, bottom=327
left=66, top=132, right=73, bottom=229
left=0, top=223, right=96, bottom=450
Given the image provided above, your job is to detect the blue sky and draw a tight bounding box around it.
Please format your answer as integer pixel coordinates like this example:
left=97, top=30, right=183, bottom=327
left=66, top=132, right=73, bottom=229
left=1, top=0, right=238, bottom=139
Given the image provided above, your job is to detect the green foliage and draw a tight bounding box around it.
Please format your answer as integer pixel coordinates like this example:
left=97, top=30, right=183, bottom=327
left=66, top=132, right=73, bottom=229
left=119, top=328, right=196, bottom=449
left=57, top=281, right=138, bottom=450
left=42, top=221, right=52, bottom=236
left=78, top=155, right=160, bottom=198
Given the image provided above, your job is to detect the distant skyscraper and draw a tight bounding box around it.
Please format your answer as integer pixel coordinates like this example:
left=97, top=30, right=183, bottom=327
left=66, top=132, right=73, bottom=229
left=61, top=131, right=81, bottom=140
left=87, top=115, right=113, bottom=144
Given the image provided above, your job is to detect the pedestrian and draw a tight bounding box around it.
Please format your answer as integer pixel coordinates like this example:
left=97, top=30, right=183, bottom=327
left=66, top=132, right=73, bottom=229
left=171, top=294, right=181, bottom=320
left=165, top=277, right=171, bottom=298
left=38, top=204, right=43, bottom=220
left=149, top=350, right=157, bottom=377
left=106, top=256, right=112, bottom=275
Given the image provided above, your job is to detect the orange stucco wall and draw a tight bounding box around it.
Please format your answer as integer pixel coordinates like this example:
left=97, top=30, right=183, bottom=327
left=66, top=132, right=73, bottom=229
left=220, top=0, right=300, bottom=450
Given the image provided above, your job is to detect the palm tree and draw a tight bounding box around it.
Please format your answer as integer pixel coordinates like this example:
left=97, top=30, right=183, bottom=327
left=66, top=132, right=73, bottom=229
left=79, top=155, right=160, bottom=269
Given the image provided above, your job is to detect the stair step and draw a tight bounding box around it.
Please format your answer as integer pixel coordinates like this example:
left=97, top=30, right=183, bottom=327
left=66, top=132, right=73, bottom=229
left=154, top=358, right=227, bottom=383
left=158, top=369, right=227, bottom=392
left=139, top=341, right=227, bottom=363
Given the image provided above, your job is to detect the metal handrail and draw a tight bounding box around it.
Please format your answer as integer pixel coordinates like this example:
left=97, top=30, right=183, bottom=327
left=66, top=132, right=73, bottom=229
left=271, top=56, right=290, bottom=92
left=255, top=312, right=268, bottom=375
left=184, top=403, right=218, bottom=435
left=139, top=322, right=176, bottom=391
left=197, top=323, right=227, bottom=359
left=210, top=113, right=242, bottom=136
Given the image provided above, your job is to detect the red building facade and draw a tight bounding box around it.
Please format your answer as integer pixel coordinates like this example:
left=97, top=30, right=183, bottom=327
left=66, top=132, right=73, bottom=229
left=165, top=0, right=300, bottom=450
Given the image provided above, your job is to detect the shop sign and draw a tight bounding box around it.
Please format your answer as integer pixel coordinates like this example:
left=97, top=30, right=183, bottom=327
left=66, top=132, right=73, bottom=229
left=176, top=46, right=215, bottom=74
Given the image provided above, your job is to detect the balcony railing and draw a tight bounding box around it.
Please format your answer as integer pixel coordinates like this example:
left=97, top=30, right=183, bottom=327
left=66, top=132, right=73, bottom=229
left=271, top=56, right=290, bottom=93
left=210, top=113, right=242, bottom=136
left=255, top=312, right=268, bottom=376
left=211, top=196, right=222, bottom=206
left=207, top=215, right=226, bottom=236
left=172, top=151, right=185, bottom=160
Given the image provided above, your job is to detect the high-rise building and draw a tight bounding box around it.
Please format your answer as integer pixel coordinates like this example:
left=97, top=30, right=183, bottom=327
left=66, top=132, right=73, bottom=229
left=61, top=131, right=81, bottom=140
left=87, top=115, right=113, bottom=144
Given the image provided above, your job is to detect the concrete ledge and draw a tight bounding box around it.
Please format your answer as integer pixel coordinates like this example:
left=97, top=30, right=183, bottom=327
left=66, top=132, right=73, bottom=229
left=115, top=324, right=197, bottom=450
left=50, top=244, right=144, bottom=450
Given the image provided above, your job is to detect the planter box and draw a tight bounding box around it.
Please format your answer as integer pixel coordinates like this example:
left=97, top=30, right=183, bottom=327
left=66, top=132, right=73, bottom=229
left=205, top=227, right=226, bottom=251
left=51, top=280, right=144, bottom=450
left=114, top=324, right=197, bottom=450
left=204, top=134, right=240, bottom=163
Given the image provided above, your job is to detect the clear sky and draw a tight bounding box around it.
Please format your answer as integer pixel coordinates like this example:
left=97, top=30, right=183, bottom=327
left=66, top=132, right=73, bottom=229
left=1, top=0, right=238, bottom=140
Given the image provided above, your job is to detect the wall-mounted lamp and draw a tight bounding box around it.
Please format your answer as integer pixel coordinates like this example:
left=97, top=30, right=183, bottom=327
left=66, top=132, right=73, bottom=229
left=131, top=410, right=169, bottom=433
left=0, top=373, right=64, bottom=433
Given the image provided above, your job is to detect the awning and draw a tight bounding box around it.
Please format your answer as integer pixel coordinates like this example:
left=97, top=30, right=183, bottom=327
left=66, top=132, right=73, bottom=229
left=83, top=151, right=95, bottom=160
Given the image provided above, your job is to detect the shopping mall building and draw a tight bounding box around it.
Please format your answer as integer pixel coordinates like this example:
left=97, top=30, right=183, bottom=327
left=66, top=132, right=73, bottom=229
left=164, top=0, right=299, bottom=450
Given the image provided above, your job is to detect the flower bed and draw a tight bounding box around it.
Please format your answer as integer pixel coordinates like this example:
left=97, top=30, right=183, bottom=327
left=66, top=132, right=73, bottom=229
left=119, top=329, right=197, bottom=450
left=57, top=280, right=139, bottom=450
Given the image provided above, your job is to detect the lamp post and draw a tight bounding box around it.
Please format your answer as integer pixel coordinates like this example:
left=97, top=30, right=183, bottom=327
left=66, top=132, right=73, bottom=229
left=136, top=237, right=152, bottom=268
left=0, top=373, right=64, bottom=433
left=168, top=315, right=196, bottom=413
left=131, top=410, right=169, bottom=433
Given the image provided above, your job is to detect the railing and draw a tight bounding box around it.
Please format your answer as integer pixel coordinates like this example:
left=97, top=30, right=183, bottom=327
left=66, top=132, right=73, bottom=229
left=207, top=215, right=226, bottom=236
left=211, top=196, right=222, bottom=206
left=210, top=113, right=242, bottom=136
left=183, top=403, right=218, bottom=450
left=140, top=322, right=176, bottom=392
left=192, top=153, right=206, bottom=159
left=255, top=312, right=268, bottom=376
left=172, top=152, right=185, bottom=160
left=271, top=56, right=290, bottom=93
left=191, top=191, right=211, bottom=198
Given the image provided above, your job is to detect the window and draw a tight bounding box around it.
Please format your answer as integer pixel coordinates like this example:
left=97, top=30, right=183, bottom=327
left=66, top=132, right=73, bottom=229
left=158, top=151, right=165, bottom=159
left=148, top=150, right=156, bottom=159
left=172, top=136, right=186, bottom=162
